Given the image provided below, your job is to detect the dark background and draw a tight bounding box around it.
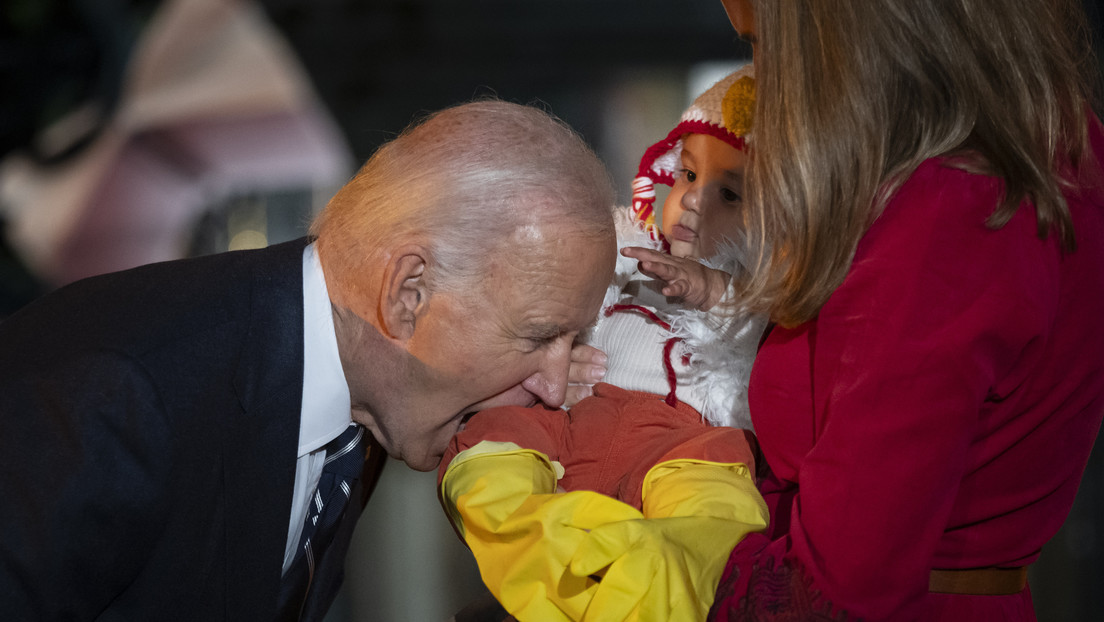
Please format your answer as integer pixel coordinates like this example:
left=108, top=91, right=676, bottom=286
left=2, top=1, right=1103, bottom=620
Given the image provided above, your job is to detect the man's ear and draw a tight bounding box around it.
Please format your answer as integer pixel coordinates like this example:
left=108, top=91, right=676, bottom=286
left=379, top=246, right=430, bottom=341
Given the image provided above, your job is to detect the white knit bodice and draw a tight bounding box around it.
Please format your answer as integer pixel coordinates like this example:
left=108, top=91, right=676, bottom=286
left=581, top=207, right=767, bottom=430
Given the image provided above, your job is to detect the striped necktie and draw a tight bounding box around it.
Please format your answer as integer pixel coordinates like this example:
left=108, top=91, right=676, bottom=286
left=277, top=423, right=367, bottom=621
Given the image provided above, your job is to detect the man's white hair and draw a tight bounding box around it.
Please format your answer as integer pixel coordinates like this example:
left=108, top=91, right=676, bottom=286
left=313, top=99, right=615, bottom=310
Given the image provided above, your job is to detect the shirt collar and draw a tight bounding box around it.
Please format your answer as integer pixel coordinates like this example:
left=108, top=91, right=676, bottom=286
left=299, top=242, right=352, bottom=456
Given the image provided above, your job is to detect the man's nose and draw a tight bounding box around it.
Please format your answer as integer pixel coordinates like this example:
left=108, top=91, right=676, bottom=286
left=521, top=339, right=572, bottom=408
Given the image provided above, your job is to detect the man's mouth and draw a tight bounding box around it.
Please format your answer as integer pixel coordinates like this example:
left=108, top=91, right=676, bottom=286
left=457, top=409, right=478, bottom=432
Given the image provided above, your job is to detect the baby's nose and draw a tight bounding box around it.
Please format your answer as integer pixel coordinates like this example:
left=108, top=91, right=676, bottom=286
left=681, top=185, right=702, bottom=212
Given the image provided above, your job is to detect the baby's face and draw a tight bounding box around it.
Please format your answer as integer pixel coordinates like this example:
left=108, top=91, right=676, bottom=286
left=661, top=133, right=748, bottom=259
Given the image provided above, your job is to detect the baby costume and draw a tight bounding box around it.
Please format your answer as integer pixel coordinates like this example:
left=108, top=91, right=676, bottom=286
left=438, top=65, right=769, bottom=622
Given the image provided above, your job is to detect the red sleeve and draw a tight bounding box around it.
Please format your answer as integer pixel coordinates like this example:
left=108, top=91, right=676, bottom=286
left=436, top=404, right=569, bottom=487
left=656, top=427, right=760, bottom=475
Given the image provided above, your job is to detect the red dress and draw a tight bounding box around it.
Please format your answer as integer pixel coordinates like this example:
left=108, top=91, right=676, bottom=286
left=710, top=119, right=1104, bottom=621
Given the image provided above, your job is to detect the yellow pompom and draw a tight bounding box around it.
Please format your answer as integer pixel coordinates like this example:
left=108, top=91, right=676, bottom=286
left=722, top=76, right=756, bottom=137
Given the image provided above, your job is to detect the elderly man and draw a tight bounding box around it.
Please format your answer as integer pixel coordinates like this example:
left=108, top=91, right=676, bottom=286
left=0, top=100, right=616, bottom=621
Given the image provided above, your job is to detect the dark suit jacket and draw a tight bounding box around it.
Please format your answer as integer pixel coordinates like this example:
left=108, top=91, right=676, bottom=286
left=0, top=238, right=370, bottom=621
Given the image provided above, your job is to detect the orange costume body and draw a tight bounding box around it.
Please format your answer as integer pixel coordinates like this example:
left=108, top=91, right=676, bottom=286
left=441, top=382, right=758, bottom=510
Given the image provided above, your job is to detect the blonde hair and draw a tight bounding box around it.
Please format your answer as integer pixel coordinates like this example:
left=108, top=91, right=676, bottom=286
left=311, top=99, right=614, bottom=316
left=742, top=0, right=1100, bottom=326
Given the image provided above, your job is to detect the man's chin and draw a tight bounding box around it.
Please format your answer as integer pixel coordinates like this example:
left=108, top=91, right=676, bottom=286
left=403, top=457, right=439, bottom=472
left=394, top=446, right=440, bottom=472
left=405, top=434, right=458, bottom=472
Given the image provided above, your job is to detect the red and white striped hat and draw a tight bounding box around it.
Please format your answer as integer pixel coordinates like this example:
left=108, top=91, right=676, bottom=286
left=631, top=64, right=756, bottom=241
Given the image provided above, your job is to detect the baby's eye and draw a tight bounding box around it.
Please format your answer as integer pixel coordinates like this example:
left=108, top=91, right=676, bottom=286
left=721, top=187, right=742, bottom=202
left=679, top=168, right=697, bottom=183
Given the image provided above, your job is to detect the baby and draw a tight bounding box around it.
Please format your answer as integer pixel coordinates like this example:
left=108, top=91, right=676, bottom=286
left=439, top=66, right=768, bottom=622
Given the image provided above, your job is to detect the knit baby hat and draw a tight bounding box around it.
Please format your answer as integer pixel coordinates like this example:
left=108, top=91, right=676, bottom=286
left=631, top=63, right=756, bottom=240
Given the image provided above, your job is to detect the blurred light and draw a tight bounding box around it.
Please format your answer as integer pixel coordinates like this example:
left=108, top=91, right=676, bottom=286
left=229, top=229, right=268, bottom=250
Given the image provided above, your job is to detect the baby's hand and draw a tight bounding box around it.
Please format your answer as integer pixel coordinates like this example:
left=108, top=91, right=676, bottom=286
left=565, top=343, right=607, bottom=407
left=622, top=246, right=729, bottom=311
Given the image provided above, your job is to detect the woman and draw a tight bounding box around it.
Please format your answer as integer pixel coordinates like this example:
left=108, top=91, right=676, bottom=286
left=704, top=0, right=1104, bottom=619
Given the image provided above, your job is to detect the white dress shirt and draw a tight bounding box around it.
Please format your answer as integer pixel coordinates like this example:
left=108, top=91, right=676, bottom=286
left=282, top=242, right=352, bottom=574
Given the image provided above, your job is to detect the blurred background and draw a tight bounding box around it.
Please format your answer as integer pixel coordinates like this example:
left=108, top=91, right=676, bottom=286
left=1, top=1, right=1102, bottom=620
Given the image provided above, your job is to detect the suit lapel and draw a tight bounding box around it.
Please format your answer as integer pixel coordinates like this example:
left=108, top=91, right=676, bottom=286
left=224, top=238, right=309, bottom=620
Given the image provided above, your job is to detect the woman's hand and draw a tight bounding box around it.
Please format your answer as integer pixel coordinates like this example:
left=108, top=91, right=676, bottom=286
left=565, top=343, right=607, bottom=408
left=621, top=246, right=730, bottom=311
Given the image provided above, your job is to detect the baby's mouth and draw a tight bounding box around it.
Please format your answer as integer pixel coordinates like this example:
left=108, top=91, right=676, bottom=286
left=670, top=223, right=697, bottom=242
